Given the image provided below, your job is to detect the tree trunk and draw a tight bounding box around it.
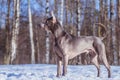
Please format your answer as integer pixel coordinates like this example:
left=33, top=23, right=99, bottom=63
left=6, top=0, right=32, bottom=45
left=103, top=0, right=113, bottom=64
left=76, top=0, right=81, bottom=37
left=92, top=0, right=96, bottom=36
left=104, top=0, right=112, bottom=64
left=28, top=0, right=35, bottom=64
left=46, top=0, right=50, bottom=64
left=10, top=0, right=20, bottom=64
left=70, top=1, right=73, bottom=25
left=4, top=0, right=11, bottom=64
left=65, top=0, right=68, bottom=25
left=110, top=0, right=118, bottom=65
left=76, top=0, right=82, bottom=65
left=117, top=0, right=120, bottom=65
left=98, top=0, right=104, bottom=37
left=54, top=0, right=58, bottom=17
left=35, top=25, right=40, bottom=63
left=60, top=0, right=64, bottom=26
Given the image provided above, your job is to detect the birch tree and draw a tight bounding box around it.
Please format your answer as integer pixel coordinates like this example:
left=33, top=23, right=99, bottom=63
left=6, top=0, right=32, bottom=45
left=60, top=0, right=64, bottom=26
left=10, top=0, right=20, bottom=63
left=45, top=0, right=50, bottom=64
left=110, top=0, right=118, bottom=65
left=28, top=0, right=35, bottom=64
left=76, top=0, right=81, bottom=37
left=76, top=0, right=82, bottom=65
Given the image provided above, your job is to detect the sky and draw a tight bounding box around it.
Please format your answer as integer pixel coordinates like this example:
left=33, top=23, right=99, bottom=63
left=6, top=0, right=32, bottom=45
left=0, top=0, right=118, bottom=28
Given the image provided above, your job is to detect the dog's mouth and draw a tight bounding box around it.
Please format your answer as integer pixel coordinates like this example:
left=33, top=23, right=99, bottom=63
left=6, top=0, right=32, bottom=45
left=40, top=23, right=51, bottom=33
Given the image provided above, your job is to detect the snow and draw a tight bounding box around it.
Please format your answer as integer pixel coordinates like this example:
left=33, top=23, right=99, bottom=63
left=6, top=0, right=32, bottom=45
left=0, top=64, right=120, bottom=80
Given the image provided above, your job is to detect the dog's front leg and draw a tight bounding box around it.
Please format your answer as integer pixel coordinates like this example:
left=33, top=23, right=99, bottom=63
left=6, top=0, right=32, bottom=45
left=56, top=56, right=62, bottom=77
left=62, top=55, right=68, bottom=76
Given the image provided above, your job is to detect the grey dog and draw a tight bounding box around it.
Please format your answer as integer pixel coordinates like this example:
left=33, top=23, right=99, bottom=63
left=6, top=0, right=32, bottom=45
left=41, top=13, right=111, bottom=78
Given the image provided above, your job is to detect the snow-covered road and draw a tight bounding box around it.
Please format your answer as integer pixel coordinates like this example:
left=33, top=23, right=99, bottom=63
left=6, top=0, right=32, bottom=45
left=0, top=64, right=120, bottom=80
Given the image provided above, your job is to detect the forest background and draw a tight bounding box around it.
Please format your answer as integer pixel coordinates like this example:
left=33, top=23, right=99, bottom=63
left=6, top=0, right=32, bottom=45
left=0, top=0, right=120, bottom=66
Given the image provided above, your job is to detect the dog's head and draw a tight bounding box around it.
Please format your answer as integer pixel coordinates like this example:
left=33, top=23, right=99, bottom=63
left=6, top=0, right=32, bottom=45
left=41, top=12, right=60, bottom=34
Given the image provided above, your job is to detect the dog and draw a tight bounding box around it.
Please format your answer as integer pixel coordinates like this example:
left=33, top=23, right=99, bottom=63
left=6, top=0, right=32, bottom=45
left=41, top=12, right=111, bottom=78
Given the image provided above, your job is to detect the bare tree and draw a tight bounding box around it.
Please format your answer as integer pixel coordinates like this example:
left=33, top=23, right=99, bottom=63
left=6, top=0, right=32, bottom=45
left=65, top=0, right=68, bottom=25
left=54, top=0, right=58, bottom=16
left=45, top=0, right=50, bottom=64
left=110, top=0, right=118, bottom=65
left=35, top=25, right=40, bottom=63
left=69, top=0, right=73, bottom=24
left=76, top=0, right=82, bottom=65
left=60, top=0, right=64, bottom=26
left=117, top=0, right=120, bottom=65
left=4, top=0, right=11, bottom=64
left=92, top=0, right=96, bottom=36
left=99, top=0, right=104, bottom=37
left=103, top=0, right=112, bottom=64
left=28, top=0, right=35, bottom=64
left=10, top=0, right=20, bottom=63
left=76, top=0, right=81, bottom=37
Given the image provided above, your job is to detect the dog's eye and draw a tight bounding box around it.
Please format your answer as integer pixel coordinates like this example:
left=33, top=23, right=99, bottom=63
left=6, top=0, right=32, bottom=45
left=45, top=20, right=49, bottom=25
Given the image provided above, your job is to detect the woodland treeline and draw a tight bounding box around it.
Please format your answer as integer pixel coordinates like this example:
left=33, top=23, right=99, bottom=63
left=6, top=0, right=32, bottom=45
left=0, top=0, right=120, bottom=65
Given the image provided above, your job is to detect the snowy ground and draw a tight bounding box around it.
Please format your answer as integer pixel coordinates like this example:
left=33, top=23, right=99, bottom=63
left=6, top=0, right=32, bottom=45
left=0, top=64, right=120, bottom=80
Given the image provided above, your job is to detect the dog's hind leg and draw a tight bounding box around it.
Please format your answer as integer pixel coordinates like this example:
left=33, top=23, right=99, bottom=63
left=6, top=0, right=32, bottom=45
left=90, top=51, right=100, bottom=77
left=100, top=44, right=111, bottom=78
left=102, top=59, right=111, bottom=78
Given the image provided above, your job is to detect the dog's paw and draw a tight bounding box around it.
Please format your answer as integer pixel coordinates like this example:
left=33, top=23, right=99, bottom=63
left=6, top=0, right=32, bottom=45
left=56, top=74, right=62, bottom=77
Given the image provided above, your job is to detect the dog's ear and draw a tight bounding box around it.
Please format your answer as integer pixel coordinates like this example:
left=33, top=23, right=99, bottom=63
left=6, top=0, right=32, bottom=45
left=51, top=11, right=56, bottom=24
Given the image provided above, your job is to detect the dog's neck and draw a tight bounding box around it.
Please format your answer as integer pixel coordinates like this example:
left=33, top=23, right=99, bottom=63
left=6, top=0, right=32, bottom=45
left=53, top=26, right=72, bottom=42
left=54, top=27, right=65, bottom=38
left=50, top=21, right=72, bottom=41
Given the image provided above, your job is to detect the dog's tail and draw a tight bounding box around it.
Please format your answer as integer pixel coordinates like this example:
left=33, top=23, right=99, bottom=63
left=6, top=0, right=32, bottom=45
left=94, top=23, right=108, bottom=40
